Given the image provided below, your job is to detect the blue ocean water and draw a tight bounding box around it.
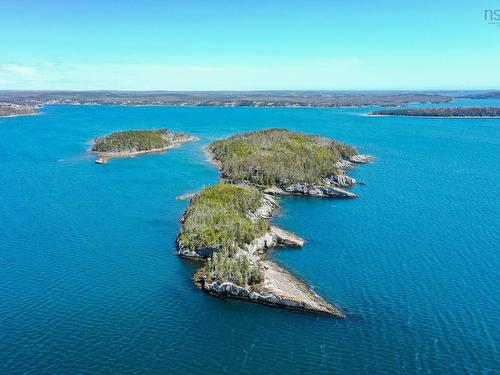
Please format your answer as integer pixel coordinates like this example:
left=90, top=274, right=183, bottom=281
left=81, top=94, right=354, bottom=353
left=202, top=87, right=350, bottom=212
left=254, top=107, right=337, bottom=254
left=0, top=101, right=499, bottom=374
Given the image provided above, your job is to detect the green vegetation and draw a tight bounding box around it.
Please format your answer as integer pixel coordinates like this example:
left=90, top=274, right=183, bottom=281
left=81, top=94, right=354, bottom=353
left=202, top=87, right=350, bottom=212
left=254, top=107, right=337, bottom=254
left=178, top=184, right=268, bottom=286
left=329, top=139, right=358, bottom=159
left=92, top=128, right=174, bottom=153
left=371, top=107, right=500, bottom=117
left=178, top=184, right=268, bottom=252
left=203, top=251, right=264, bottom=286
left=208, top=129, right=357, bottom=187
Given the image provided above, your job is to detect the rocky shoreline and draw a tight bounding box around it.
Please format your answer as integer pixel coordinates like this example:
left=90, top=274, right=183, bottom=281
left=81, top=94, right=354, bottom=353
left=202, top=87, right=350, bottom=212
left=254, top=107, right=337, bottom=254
left=205, top=144, right=372, bottom=198
left=200, top=259, right=344, bottom=317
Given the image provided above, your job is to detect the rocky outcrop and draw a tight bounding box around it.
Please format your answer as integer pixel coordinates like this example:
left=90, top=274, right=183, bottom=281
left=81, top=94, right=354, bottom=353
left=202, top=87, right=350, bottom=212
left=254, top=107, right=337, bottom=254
left=246, top=194, right=278, bottom=222
left=284, top=183, right=358, bottom=198
left=335, top=154, right=373, bottom=170
left=330, top=173, right=356, bottom=187
left=240, top=225, right=305, bottom=259
left=270, top=226, right=304, bottom=247
left=264, top=183, right=357, bottom=198
left=335, top=159, right=354, bottom=170
left=350, top=154, right=373, bottom=164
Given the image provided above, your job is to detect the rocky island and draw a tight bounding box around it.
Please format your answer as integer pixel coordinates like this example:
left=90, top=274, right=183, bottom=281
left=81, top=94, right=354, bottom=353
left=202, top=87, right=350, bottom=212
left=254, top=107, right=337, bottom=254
left=91, top=128, right=196, bottom=163
left=177, top=129, right=372, bottom=316
left=370, top=107, right=500, bottom=117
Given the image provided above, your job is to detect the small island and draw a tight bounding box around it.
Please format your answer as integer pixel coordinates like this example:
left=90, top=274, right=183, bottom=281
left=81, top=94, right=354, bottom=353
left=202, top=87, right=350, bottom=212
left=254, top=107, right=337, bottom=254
left=207, top=128, right=372, bottom=197
left=177, top=129, right=373, bottom=316
left=0, top=103, right=40, bottom=118
left=369, top=107, right=500, bottom=118
left=91, top=128, right=196, bottom=163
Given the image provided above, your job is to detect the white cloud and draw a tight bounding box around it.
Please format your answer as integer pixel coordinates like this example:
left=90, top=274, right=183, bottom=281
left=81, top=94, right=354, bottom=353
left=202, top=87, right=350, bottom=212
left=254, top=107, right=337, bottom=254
left=0, top=59, right=368, bottom=90
left=1, top=64, right=39, bottom=77
left=0, top=56, right=497, bottom=90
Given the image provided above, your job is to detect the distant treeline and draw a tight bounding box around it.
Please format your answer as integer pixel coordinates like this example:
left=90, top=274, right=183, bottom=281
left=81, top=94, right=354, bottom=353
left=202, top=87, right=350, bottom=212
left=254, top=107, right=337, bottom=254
left=0, top=90, right=452, bottom=108
left=459, top=91, right=500, bottom=99
left=371, top=107, right=500, bottom=117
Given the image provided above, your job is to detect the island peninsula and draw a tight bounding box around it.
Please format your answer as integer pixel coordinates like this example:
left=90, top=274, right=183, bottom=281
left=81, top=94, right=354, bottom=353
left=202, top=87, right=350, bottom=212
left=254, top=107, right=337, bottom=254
left=177, top=129, right=372, bottom=317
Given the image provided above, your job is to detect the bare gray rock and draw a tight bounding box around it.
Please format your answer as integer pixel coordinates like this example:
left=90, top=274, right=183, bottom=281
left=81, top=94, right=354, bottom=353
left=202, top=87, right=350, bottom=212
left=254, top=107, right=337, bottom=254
left=350, top=154, right=374, bottom=163
left=330, top=174, right=356, bottom=187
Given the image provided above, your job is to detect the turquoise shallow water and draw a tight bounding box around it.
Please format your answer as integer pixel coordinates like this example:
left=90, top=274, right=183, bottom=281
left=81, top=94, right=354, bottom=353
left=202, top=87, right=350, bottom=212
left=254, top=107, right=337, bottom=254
left=0, top=101, right=499, bottom=374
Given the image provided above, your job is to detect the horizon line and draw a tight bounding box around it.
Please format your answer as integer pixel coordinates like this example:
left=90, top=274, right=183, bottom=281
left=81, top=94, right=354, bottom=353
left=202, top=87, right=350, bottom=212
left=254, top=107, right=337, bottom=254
left=1, top=88, right=499, bottom=93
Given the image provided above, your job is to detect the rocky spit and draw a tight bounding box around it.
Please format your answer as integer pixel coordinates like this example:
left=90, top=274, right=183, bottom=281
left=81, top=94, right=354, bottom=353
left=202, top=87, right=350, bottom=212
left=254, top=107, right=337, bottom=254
left=201, top=259, right=343, bottom=317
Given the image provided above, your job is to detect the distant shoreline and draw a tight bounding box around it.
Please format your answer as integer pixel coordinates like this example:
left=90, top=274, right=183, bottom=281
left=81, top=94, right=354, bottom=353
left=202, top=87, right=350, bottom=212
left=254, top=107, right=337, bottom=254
left=38, top=102, right=449, bottom=110
left=0, top=90, right=456, bottom=109
left=367, top=106, right=500, bottom=118
left=365, top=114, right=500, bottom=119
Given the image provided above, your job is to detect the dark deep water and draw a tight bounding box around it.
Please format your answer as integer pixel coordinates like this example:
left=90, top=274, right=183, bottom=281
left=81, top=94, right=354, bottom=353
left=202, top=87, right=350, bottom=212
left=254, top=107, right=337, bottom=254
left=1, top=101, right=499, bottom=373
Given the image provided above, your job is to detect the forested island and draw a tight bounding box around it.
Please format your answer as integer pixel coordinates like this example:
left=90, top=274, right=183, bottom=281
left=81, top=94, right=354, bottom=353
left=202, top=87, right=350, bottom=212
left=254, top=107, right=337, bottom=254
left=207, top=128, right=372, bottom=197
left=0, top=103, right=39, bottom=117
left=177, top=129, right=372, bottom=316
left=370, top=107, right=500, bottom=117
left=91, top=128, right=196, bottom=162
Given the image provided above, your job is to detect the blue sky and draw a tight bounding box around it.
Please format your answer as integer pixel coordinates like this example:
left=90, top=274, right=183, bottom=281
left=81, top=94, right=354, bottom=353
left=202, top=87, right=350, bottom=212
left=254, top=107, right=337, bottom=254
left=1, top=0, right=498, bottom=90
